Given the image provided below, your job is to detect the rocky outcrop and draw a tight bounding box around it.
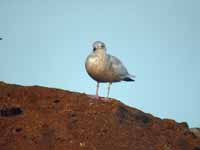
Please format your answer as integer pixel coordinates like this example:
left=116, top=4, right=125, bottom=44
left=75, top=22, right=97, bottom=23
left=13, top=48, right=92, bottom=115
left=0, top=81, right=199, bottom=150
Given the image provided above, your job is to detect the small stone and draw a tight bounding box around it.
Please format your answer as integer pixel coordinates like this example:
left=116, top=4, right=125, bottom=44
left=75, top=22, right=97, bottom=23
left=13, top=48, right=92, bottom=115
left=80, top=142, right=85, bottom=147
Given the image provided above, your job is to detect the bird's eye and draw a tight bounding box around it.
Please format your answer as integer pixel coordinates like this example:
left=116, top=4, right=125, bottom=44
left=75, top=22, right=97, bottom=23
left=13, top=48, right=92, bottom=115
left=93, top=47, right=96, bottom=51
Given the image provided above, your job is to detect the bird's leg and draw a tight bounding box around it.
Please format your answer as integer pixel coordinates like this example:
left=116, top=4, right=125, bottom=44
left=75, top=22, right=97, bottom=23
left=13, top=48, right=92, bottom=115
left=107, top=82, right=112, bottom=98
left=96, top=82, right=99, bottom=97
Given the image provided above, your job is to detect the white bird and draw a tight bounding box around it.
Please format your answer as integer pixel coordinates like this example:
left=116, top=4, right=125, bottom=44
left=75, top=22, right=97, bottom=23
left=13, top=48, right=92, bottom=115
left=85, top=41, right=135, bottom=98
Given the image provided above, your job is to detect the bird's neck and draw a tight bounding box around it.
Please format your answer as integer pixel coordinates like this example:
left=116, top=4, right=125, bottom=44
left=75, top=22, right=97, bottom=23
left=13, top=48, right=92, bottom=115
left=94, top=49, right=106, bottom=57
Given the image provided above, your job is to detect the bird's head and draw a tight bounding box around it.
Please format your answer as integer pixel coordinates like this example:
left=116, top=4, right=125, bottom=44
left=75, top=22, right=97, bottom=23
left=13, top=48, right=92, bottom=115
left=92, top=41, right=106, bottom=52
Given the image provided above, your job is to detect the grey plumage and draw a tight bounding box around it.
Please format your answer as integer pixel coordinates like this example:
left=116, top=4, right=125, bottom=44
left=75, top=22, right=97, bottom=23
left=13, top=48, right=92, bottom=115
left=85, top=41, right=135, bottom=98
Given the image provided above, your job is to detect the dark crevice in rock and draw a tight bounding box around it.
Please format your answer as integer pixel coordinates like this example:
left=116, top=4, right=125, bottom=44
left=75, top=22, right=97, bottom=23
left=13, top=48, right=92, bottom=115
left=15, top=128, right=22, bottom=132
left=0, top=107, right=23, bottom=117
left=115, top=106, right=129, bottom=124
left=194, top=146, right=200, bottom=150
left=133, top=112, right=151, bottom=125
left=53, top=99, right=60, bottom=104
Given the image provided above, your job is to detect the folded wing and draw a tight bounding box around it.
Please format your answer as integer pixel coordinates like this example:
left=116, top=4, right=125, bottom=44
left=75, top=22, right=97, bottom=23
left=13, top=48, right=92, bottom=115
left=107, top=54, right=135, bottom=81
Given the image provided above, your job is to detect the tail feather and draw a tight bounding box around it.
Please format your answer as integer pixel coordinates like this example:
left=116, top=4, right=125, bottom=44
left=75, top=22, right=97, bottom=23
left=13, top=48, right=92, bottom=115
left=123, top=74, right=135, bottom=82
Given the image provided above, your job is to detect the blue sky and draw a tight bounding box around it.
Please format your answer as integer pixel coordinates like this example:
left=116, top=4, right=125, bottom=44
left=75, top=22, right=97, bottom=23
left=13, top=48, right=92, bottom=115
left=0, top=0, right=199, bottom=127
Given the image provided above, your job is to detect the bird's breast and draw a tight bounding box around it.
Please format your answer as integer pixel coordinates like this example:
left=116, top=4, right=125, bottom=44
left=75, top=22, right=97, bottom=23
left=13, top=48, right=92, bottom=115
left=86, top=56, right=104, bottom=73
left=85, top=55, right=108, bottom=81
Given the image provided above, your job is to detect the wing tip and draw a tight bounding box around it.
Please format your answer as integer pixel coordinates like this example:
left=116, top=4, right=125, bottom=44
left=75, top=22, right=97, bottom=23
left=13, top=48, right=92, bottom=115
left=123, top=77, right=135, bottom=82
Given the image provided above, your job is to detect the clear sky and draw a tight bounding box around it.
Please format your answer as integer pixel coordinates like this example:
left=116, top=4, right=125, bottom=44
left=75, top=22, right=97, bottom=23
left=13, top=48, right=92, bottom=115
left=0, top=0, right=199, bottom=127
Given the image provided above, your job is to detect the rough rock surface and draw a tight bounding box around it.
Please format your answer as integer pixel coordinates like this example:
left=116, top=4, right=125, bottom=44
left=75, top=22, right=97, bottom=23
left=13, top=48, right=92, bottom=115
left=0, top=81, right=199, bottom=150
left=190, top=128, right=200, bottom=138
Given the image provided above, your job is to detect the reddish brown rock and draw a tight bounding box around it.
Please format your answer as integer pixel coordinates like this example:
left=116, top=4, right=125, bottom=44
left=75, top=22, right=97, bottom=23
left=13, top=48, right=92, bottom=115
left=0, top=81, right=199, bottom=150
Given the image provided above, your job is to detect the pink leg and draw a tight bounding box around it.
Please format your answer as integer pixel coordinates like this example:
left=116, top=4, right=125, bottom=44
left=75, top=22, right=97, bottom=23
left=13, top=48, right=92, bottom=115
left=96, top=82, right=99, bottom=97
left=107, top=82, right=112, bottom=98
left=87, top=82, right=100, bottom=100
left=88, top=82, right=112, bottom=102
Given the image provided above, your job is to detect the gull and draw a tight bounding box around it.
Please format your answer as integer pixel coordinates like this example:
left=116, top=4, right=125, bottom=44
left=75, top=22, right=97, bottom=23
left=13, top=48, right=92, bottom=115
left=85, top=41, right=135, bottom=98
